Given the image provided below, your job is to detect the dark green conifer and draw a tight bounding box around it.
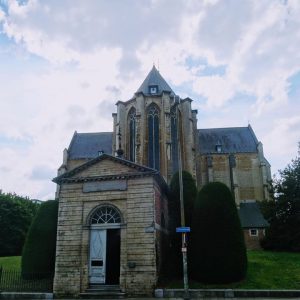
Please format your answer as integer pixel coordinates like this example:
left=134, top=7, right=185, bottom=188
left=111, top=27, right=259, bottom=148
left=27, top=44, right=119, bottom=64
left=22, top=200, right=58, bottom=277
left=191, top=182, right=247, bottom=283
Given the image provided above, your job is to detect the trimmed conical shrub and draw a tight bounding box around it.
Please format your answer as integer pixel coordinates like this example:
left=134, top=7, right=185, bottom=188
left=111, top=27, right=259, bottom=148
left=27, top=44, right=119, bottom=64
left=191, top=182, right=247, bottom=283
left=168, top=171, right=197, bottom=278
left=169, top=170, right=197, bottom=228
left=22, top=200, right=58, bottom=277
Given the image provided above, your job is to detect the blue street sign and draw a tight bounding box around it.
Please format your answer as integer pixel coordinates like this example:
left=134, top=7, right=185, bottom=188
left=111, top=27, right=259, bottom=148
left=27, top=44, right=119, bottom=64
left=176, top=227, right=191, bottom=233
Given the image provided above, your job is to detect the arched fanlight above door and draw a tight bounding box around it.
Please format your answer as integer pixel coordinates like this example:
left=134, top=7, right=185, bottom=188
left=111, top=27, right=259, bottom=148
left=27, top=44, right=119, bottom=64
left=90, top=205, right=121, bottom=224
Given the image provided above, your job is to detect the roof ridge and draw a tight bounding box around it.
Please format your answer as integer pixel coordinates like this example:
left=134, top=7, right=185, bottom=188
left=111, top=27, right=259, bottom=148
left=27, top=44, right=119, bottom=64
left=75, top=131, right=113, bottom=135
left=198, top=126, right=249, bottom=131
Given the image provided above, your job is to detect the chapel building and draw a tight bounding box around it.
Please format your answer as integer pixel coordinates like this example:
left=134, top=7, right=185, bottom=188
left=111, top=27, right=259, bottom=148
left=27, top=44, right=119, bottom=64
left=53, top=66, right=271, bottom=297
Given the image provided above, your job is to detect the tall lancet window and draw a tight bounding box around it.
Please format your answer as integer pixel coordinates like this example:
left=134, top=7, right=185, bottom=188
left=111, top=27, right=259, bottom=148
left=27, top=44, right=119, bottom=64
left=147, top=103, right=160, bottom=170
left=128, top=107, right=136, bottom=162
left=170, top=106, right=179, bottom=173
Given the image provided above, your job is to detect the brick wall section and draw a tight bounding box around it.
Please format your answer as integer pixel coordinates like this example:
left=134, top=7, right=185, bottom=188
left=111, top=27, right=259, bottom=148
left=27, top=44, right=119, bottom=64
left=53, top=158, right=159, bottom=297
left=243, top=229, right=265, bottom=250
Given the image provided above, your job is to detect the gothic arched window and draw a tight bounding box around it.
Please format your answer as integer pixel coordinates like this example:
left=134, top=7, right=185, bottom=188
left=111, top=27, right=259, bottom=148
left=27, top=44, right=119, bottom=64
left=128, top=107, right=136, bottom=162
left=147, top=103, right=160, bottom=170
left=171, top=105, right=178, bottom=173
left=90, top=205, right=121, bottom=224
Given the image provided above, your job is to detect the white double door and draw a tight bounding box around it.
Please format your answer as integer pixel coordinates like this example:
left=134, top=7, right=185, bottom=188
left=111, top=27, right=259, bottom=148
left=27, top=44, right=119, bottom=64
left=89, top=229, right=107, bottom=284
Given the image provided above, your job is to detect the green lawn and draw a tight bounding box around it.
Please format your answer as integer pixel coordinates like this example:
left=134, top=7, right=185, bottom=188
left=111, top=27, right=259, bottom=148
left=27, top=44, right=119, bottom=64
left=162, top=250, right=300, bottom=290
left=1, top=251, right=300, bottom=289
left=0, top=256, right=21, bottom=270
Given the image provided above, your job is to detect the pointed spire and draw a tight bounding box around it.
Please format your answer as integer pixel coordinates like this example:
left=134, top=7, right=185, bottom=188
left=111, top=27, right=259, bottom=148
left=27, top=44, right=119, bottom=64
left=136, top=66, right=175, bottom=96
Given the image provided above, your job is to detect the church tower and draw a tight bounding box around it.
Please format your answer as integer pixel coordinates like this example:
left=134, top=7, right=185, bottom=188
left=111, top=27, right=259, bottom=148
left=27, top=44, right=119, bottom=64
left=112, top=66, right=198, bottom=183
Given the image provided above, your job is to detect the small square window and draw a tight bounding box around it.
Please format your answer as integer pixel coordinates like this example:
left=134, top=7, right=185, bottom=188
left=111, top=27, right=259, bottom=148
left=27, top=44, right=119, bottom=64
left=216, top=145, right=222, bottom=153
left=149, top=85, right=158, bottom=94
left=249, top=229, right=258, bottom=236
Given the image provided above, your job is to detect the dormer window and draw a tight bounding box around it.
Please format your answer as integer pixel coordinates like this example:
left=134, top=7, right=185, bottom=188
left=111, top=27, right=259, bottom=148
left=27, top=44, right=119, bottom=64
left=149, top=85, right=158, bottom=94
left=216, top=144, right=222, bottom=153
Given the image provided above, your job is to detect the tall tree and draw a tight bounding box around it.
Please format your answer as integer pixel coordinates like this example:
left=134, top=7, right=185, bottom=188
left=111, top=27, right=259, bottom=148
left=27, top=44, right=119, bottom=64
left=261, top=143, right=300, bottom=251
left=0, top=192, right=39, bottom=256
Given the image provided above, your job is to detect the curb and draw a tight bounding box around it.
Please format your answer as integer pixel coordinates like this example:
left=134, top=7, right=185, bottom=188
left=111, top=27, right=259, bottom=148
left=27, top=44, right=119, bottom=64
left=0, top=292, right=53, bottom=299
left=155, top=288, right=300, bottom=298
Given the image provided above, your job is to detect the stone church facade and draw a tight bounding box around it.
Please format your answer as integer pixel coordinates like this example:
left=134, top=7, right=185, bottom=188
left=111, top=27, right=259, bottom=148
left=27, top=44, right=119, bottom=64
left=53, top=66, right=271, bottom=296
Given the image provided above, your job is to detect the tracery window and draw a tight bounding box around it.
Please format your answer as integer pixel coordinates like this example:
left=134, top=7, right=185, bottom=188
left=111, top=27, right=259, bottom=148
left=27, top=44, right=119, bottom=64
left=147, top=103, right=160, bottom=170
left=170, top=106, right=178, bottom=173
left=90, top=205, right=121, bottom=224
left=128, top=107, right=136, bottom=162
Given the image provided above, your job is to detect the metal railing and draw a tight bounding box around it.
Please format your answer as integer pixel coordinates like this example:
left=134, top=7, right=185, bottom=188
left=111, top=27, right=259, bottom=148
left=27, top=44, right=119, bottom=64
left=0, top=267, right=53, bottom=292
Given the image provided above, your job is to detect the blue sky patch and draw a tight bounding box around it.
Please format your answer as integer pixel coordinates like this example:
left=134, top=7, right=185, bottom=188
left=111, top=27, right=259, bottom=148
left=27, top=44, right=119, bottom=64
left=288, top=71, right=300, bottom=98
left=185, top=55, right=226, bottom=77
left=0, top=134, right=33, bottom=149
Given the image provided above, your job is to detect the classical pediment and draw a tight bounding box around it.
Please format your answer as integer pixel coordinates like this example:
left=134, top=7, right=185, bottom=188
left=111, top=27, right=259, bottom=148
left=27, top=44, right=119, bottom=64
left=53, top=154, right=157, bottom=184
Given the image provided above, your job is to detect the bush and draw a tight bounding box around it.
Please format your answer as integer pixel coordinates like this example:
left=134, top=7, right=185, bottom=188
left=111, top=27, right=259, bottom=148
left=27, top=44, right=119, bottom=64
left=22, top=200, right=58, bottom=276
left=0, top=192, right=39, bottom=256
left=191, top=182, right=247, bottom=283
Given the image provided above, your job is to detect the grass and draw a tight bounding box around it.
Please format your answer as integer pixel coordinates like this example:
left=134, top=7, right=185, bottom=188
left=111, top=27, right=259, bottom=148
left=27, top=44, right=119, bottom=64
left=0, top=256, right=53, bottom=292
left=0, top=256, right=21, bottom=270
left=161, top=250, right=300, bottom=290
left=2, top=251, right=300, bottom=290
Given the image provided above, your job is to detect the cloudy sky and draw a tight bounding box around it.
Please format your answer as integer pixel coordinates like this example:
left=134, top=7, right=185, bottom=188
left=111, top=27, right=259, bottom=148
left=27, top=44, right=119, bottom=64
left=0, top=0, right=299, bottom=200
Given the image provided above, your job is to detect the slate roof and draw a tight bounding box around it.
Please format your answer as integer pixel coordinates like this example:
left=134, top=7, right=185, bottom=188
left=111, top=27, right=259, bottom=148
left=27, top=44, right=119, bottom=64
left=68, top=132, right=113, bottom=159
left=136, top=66, right=175, bottom=96
left=197, top=126, right=258, bottom=154
left=238, top=202, right=269, bottom=228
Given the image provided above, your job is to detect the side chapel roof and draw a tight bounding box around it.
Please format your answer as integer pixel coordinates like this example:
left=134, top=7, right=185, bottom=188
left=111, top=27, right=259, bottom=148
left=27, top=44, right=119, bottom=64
left=238, top=201, right=269, bottom=228
left=136, top=65, right=175, bottom=96
left=197, top=125, right=259, bottom=154
left=68, top=132, right=113, bottom=159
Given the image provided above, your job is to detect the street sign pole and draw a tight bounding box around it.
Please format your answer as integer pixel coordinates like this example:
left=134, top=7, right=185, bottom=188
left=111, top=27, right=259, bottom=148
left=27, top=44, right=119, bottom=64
left=177, top=104, right=189, bottom=300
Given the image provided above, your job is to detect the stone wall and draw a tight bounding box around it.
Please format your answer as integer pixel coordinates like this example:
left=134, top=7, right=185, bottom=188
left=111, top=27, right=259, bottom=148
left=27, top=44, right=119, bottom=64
left=197, top=153, right=267, bottom=203
left=114, top=94, right=197, bottom=184
left=54, top=158, right=162, bottom=297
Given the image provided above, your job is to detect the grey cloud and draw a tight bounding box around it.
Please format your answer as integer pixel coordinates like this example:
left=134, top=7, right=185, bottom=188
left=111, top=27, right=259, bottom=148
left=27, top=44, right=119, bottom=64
left=96, top=100, right=116, bottom=118
left=67, top=105, right=86, bottom=116
left=30, top=165, right=56, bottom=181
left=105, top=85, right=121, bottom=97
left=195, top=0, right=254, bottom=62
left=80, top=81, right=90, bottom=89
left=65, top=105, right=93, bottom=130
left=3, top=0, right=186, bottom=72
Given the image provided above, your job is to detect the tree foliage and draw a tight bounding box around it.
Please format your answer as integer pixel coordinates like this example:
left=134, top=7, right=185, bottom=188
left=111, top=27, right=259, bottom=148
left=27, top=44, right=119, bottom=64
left=261, top=144, right=300, bottom=251
left=22, top=200, right=58, bottom=275
left=169, top=171, right=197, bottom=228
left=0, top=191, right=39, bottom=256
left=191, top=182, right=247, bottom=283
left=168, top=171, right=197, bottom=278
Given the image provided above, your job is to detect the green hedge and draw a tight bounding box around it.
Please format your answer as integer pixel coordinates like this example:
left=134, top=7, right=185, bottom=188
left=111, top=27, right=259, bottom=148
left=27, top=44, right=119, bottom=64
left=191, top=182, right=247, bottom=283
left=21, top=200, right=58, bottom=276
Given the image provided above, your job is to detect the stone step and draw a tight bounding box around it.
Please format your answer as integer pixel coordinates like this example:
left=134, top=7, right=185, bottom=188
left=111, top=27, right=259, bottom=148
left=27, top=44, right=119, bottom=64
left=80, top=291, right=126, bottom=299
left=88, top=284, right=121, bottom=291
